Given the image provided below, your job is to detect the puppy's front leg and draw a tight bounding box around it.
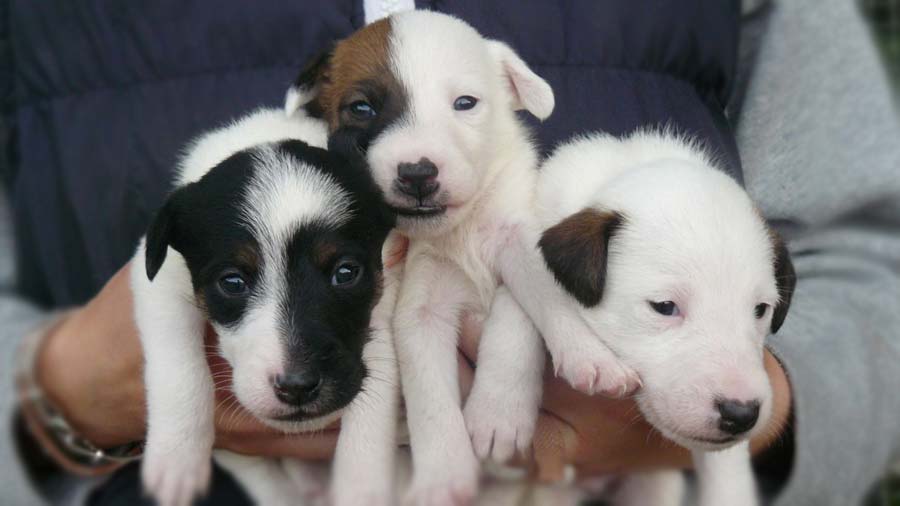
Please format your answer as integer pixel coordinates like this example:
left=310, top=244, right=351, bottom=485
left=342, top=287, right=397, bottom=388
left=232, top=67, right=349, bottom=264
left=463, top=286, right=544, bottom=464
left=498, top=230, right=639, bottom=397
left=132, top=248, right=215, bottom=506
left=395, top=255, right=478, bottom=506
left=693, top=442, right=759, bottom=506
left=612, top=470, right=685, bottom=506
left=330, top=260, right=403, bottom=506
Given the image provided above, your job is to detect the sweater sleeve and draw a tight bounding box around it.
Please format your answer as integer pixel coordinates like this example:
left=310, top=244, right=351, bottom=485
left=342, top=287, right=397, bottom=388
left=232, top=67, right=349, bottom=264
left=0, top=188, right=52, bottom=505
left=736, top=1, right=900, bottom=505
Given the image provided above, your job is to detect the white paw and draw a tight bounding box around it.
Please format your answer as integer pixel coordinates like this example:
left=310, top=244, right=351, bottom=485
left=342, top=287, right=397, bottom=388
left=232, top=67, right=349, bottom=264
left=551, top=339, right=640, bottom=397
left=405, top=447, right=478, bottom=506
left=464, top=385, right=536, bottom=463
left=142, top=446, right=212, bottom=506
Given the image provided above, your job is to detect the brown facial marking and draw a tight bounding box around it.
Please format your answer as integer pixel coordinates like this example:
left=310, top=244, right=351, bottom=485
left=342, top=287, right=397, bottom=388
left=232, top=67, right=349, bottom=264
left=768, top=229, right=796, bottom=333
left=312, top=240, right=339, bottom=269
left=304, top=18, right=405, bottom=132
left=234, top=243, right=261, bottom=274
left=538, top=208, right=624, bottom=308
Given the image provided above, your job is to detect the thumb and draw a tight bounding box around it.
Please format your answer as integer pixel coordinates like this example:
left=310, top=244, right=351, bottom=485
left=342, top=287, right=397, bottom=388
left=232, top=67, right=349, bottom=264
left=531, top=412, right=578, bottom=483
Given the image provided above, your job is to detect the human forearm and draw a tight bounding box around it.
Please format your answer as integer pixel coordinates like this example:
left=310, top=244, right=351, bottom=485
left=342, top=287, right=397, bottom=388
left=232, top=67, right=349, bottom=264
left=0, top=293, right=53, bottom=505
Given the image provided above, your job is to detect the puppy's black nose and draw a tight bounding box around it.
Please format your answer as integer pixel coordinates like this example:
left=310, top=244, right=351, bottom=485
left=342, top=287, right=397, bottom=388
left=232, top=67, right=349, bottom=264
left=273, top=372, right=322, bottom=406
left=396, top=158, right=439, bottom=199
left=716, top=399, right=760, bottom=435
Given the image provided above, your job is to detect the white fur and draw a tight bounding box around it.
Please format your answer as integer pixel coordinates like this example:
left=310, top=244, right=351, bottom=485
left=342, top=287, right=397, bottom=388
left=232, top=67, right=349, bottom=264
left=133, top=108, right=399, bottom=506
left=133, top=243, right=213, bottom=506
left=530, top=131, right=777, bottom=506
left=178, top=108, right=327, bottom=185
left=362, top=12, right=629, bottom=505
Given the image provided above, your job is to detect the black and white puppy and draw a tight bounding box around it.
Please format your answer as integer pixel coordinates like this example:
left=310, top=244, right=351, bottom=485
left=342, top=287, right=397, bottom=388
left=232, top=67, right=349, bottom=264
left=526, top=131, right=797, bottom=506
left=131, top=108, right=399, bottom=506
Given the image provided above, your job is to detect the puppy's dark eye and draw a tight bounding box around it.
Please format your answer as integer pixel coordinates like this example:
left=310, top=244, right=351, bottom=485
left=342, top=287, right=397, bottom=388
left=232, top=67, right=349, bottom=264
left=349, top=100, right=377, bottom=120
left=754, top=303, right=769, bottom=319
left=649, top=301, right=680, bottom=316
left=218, top=273, right=248, bottom=297
left=453, top=96, right=478, bottom=111
left=331, top=259, right=363, bottom=288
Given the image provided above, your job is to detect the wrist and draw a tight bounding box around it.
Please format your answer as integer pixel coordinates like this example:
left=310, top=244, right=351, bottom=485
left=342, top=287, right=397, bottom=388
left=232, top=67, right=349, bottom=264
left=18, top=310, right=142, bottom=476
left=36, top=308, right=145, bottom=448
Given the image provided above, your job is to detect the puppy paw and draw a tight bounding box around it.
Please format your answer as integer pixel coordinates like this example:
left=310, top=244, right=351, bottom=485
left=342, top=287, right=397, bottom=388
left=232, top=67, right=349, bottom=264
left=141, top=446, right=212, bottom=506
left=464, top=384, right=536, bottom=463
left=405, top=448, right=478, bottom=506
left=551, top=340, right=640, bottom=397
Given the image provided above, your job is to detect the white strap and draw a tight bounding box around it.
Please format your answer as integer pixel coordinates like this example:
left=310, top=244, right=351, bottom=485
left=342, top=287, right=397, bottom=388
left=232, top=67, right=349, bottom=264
left=363, top=0, right=415, bottom=25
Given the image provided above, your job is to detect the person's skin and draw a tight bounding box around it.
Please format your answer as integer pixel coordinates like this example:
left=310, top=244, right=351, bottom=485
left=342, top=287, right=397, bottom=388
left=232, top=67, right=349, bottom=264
left=36, top=261, right=792, bottom=480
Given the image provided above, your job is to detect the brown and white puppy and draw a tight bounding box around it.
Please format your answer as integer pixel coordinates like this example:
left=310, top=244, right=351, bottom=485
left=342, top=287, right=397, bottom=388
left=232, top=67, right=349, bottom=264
left=532, top=131, right=797, bottom=506
left=286, top=10, right=637, bottom=506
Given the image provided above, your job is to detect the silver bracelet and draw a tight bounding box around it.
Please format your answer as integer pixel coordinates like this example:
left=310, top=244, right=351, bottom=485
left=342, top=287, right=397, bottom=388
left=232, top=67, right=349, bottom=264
left=16, top=311, right=143, bottom=475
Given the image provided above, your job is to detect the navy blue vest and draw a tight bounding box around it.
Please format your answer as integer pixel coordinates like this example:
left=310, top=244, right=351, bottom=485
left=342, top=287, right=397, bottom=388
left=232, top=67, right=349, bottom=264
left=3, top=0, right=741, bottom=307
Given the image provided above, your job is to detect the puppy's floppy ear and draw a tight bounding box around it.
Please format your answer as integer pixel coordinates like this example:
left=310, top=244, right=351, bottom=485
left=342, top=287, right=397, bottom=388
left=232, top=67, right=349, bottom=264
left=284, top=45, right=334, bottom=117
left=486, top=40, right=555, bottom=121
left=769, top=230, right=797, bottom=333
left=145, top=197, right=177, bottom=281
left=538, top=209, right=623, bottom=308
left=144, top=187, right=192, bottom=281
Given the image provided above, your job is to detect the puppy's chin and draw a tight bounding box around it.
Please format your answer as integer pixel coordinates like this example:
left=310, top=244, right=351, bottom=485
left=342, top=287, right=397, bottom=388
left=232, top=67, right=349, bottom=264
left=636, top=396, right=757, bottom=452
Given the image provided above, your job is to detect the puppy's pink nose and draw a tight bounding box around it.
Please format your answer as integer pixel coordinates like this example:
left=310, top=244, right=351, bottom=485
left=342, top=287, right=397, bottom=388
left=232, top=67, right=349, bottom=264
left=396, top=157, right=439, bottom=199
left=272, top=371, right=322, bottom=406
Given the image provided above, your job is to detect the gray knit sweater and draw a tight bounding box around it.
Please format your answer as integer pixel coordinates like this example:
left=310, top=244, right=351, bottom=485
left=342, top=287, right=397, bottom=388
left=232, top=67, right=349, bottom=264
left=2, top=0, right=899, bottom=505
left=736, top=1, right=900, bottom=504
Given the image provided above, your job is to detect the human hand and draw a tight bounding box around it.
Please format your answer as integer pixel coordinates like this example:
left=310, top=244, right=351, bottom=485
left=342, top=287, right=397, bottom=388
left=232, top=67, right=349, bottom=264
left=36, top=262, right=339, bottom=460
left=457, top=318, right=792, bottom=481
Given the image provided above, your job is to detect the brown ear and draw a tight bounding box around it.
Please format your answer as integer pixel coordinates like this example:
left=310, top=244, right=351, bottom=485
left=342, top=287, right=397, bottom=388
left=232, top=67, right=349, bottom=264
left=538, top=209, right=623, bottom=308
left=769, top=230, right=797, bottom=333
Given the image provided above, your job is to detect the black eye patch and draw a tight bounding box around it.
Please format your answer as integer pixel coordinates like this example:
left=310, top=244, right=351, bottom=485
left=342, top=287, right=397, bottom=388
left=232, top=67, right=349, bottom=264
left=754, top=303, right=768, bottom=319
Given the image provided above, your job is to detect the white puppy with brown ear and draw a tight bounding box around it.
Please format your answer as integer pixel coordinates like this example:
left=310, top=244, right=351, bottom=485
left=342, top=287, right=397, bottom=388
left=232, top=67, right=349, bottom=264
left=285, top=10, right=639, bottom=506
left=528, top=131, right=797, bottom=506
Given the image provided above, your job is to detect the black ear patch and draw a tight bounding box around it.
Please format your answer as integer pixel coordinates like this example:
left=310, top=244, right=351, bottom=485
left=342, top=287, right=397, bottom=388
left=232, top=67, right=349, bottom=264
left=290, top=46, right=334, bottom=118
left=769, top=230, right=797, bottom=333
left=538, top=209, right=624, bottom=308
left=145, top=197, right=178, bottom=281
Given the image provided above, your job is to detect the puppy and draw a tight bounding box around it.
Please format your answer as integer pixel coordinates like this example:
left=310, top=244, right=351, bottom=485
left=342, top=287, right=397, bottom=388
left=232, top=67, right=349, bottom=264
left=285, top=10, right=640, bottom=505
left=131, top=108, right=400, bottom=506
left=529, top=131, right=797, bottom=506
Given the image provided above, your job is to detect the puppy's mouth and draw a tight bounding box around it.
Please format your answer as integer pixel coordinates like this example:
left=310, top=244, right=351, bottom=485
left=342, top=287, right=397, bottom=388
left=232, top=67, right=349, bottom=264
left=390, top=204, right=447, bottom=217
left=688, top=435, right=738, bottom=445
left=260, top=407, right=345, bottom=433
left=272, top=408, right=332, bottom=422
